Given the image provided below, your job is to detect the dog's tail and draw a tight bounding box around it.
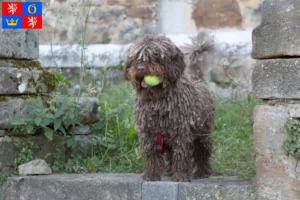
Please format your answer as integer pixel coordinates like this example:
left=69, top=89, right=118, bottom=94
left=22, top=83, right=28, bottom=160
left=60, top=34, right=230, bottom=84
left=181, top=40, right=213, bottom=80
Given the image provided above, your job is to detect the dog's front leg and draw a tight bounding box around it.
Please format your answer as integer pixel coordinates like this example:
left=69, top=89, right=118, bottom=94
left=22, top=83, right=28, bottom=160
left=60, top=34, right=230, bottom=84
left=171, top=133, right=194, bottom=182
left=139, top=133, right=164, bottom=181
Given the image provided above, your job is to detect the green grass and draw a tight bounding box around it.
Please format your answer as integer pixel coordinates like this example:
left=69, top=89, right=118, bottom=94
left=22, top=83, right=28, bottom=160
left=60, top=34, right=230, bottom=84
left=55, top=81, right=259, bottom=180
left=88, top=81, right=143, bottom=173
left=211, top=96, right=259, bottom=179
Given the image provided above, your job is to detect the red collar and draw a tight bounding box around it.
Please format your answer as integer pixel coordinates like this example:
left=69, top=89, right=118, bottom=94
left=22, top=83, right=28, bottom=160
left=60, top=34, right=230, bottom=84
left=156, top=133, right=169, bottom=152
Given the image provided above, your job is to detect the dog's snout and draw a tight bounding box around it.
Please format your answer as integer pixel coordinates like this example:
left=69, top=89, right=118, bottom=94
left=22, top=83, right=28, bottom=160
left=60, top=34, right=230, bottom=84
left=137, top=65, right=145, bottom=72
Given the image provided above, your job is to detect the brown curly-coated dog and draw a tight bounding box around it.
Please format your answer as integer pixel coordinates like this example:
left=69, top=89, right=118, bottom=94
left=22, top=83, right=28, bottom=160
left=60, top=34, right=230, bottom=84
left=124, top=34, right=215, bottom=182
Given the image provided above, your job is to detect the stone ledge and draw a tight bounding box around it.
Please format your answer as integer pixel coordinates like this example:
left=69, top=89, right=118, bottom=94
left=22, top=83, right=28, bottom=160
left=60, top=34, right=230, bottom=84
left=0, top=59, right=56, bottom=95
left=252, top=59, right=300, bottom=99
left=1, top=174, right=254, bottom=200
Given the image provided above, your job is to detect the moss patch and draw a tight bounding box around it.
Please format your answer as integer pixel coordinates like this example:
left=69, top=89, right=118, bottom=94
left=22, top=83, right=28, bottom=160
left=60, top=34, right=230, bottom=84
left=1, top=59, right=57, bottom=93
left=0, top=96, right=8, bottom=102
left=40, top=70, right=56, bottom=92
left=6, top=59, right=43, bottom=70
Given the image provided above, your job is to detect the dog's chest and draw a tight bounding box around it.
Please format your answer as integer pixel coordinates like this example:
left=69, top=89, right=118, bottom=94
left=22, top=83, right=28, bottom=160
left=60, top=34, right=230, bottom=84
left=134, top=96, right=184, bottom=134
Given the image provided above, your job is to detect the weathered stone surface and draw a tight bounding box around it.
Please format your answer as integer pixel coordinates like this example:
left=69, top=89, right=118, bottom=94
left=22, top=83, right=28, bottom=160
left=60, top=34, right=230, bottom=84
left=0, top=136, right=64, bottom=173
left=255, top=156, right=300, bottom=200
left=126, top=7, right=153, bottom=19
left=0, top=96, right=99, bottom=129
left=2, top=174, right=142, bottom=200
left=18, top=159, right=52, bottom=176
left=0, top=30, right=38, bottom=59
left=252, top=0, right=300, bottom=59
left=0, top=97, right=27, bottom=129
left=253, top=105, right=300, bottom=200
left=142, top=182, right=179, bottom=200
left=0, top=130, right=5, bottom=137
left=252, top=59, right=300, bottom=99
left=288, top=104, right=300, bottom=118
left=39, top=44, right=128, bottom=68
left=0, top=60, right=56, bottom=95
left=41, top=0, right=157, bottom=44
left=178, top=180, right=255, bottom=200
left=0, top=137, right=18, bottom=172
left=192, top=0, right=242, bottom=28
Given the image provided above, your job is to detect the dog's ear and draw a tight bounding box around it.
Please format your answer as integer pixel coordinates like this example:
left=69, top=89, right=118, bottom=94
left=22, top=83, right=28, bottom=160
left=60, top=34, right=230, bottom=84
left=123, top=59, right=131, bottom=80
left=165, top=47, right=186, bottom=83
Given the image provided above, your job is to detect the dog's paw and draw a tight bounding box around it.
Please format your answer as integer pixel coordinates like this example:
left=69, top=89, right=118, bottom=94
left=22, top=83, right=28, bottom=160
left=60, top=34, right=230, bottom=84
left=171, top=174, right=191, bottom=182
left=193, top=173, right=210, bottom=180
left=193, top=170, right=211, bottom=179
left=142, top=174, right=161, bottom=181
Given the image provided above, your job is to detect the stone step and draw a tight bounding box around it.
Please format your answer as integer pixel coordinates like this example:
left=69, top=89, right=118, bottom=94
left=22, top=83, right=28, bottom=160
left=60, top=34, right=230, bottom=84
left=0, top=173, right=255, bottom=200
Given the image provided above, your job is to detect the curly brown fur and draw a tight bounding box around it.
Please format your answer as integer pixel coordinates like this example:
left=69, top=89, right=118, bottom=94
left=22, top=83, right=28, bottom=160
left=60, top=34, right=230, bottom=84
left=124, top=34, right=215, bottom=182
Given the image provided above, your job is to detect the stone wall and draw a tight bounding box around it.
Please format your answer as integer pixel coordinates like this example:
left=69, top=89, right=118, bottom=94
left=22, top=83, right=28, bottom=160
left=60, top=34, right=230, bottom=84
left=0, top=19, right=100, bottom=175
left=41, top=0, right=262, bottom=45
left=252, top=0, right=300, bottom=199
left=41, top=0, right=158, bottom=44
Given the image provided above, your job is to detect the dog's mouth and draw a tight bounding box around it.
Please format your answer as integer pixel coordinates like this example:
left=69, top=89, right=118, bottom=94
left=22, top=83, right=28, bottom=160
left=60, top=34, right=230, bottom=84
left=139, top=75, right=162, bottom=89
left=141, top=79, right=149, bottom=88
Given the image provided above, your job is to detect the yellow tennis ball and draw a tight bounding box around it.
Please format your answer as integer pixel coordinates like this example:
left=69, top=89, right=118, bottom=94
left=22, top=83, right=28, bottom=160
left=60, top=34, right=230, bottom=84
left=144, top=75, right=161, bottom=86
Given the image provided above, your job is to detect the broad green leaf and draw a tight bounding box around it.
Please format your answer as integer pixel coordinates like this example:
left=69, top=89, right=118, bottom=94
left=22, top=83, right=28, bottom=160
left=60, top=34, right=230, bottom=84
left=34, top=117, right=42, bottom=126
left=26, top=125, right=34, bottom=134
left=58, top=126, right=67, bottom=136
left=9, top=119, right=25, bottom=126
left=54, top=118, right=62, bottom=131
left=67, top=138, right=76, bottom=148
left=44, top=128, right=54, bottom=141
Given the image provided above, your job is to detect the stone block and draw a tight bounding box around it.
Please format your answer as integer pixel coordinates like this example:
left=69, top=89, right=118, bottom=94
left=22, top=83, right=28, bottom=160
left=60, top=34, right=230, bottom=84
left=142, top=182, right=179, bottom=200
left=2, top=174, right=142, bottom=200
left=252, top=0, right=300, bottom=59
left=0, top=59, right=56, bottom=95
left=192, top=0, right=242, bottom=28
left=252, top=59, right=300, bottom=99
left=255, top=156, right=300, bottom=200
left=253, top=105, right=300, bottom=200
left=253, top=105, right=289, bottom=156
left=126, top=7, right=153, bottom=19
left=178, top=180, right=255, bottom=200
left=0, top=30, right=39, bottom=60
left=0, top=96, right=100, bottom=129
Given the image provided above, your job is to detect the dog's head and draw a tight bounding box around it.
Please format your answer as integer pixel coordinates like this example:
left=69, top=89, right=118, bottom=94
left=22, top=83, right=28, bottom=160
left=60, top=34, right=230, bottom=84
left=124, top=34, right=186, bottom=100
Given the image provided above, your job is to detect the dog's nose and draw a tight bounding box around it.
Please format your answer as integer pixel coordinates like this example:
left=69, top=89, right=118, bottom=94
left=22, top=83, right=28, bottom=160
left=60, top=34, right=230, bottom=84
left=137, top=65, right=145, bottom=72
